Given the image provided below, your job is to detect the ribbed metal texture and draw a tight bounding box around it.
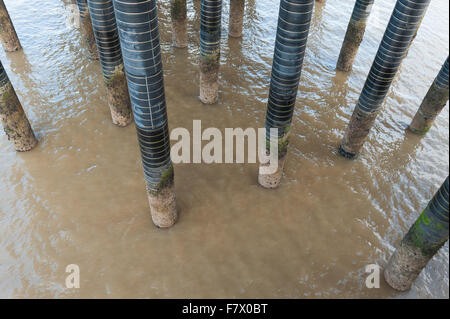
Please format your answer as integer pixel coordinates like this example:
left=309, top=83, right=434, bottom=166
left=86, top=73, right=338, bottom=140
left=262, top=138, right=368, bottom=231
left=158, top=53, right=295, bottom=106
left=406, top=176, right=449, bottom=257
left=200, top=0, right=222, bottom=58
left=435, top=57, right=449, bottom=89
left=351, top=0, right=374, bottom=22
left=76, top=0, right=88, bottom=17
left=87, top=0, right=123, bottom=79
left=112, top=0, right=172, bottom=192
left=357, top=0, right=431, bottom=114
left=265, top=0, right=314, bottom=138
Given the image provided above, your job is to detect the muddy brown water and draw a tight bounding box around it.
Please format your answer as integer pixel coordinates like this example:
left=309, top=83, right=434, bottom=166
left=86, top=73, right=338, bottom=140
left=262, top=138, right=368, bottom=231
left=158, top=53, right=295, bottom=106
left=0, top=0, right=448, bottom=298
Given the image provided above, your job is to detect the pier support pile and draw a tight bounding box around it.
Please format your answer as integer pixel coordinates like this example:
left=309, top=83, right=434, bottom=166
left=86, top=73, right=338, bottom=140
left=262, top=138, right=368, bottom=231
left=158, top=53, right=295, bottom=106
left=0, top=60, right=37, bottom=151
left=258, top=0, right=315, bottom=189
left=87, top=0, right=132, bottom=126
left=339, top=0, right=431, bottom=159
left=199, top=0, right=223, bottom=104
left=76, top=0, right=98, bottom=59
left=336, top=0, right=374, bottom=72
left=113, top=0, right=177, bottom=228
left=385, top=177, right=449, bottom=291
left=170, top=0, right=188, bottom=48
left=409, top=57, right=449, bottom=135
left=0, top=0, right=22, bottom=52
left=229, top=0, right=245, bottom=38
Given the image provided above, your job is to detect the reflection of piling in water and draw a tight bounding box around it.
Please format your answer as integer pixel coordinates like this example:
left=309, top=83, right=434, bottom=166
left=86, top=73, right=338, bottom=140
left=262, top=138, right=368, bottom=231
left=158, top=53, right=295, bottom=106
left=0, top=60, right=37, bottom=151
left=76, top=0, right=99, bottom=60
left=171, top=0, right=188, bottom=48
left=199, top=0, right=223, bottom=104
left=336, top=0, right=374, bottom=72
left=229, top=0, right=245, bottom=38
left=384, top=176, right=449, bottom=291
left=339, top=0, right=431, bottom=160
left=113, top=0, right=177, bottom=228
left=258, top=0, right=314, bottom=189
left=409, top=57, right=449, bottom=135
left=87, top=0, right=132, bottom=127
left=0, top=0, right=22, bottom=52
